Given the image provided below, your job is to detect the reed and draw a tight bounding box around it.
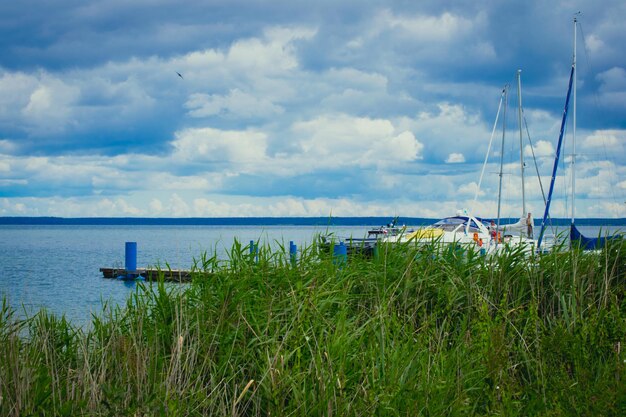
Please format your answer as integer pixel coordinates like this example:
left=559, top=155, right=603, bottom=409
left=0, top=238, right=624, bottom=416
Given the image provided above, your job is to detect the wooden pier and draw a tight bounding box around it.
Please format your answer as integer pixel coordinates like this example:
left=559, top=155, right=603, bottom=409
left=100, top=267, right=193, bottom=282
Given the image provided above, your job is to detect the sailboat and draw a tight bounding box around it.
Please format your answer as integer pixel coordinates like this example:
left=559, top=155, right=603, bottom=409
left=537, top=16, right=622, bottom=251
left=377, top=71, right=541, bottom=255
left=494, top=70, right=538, bottom=246
left=324, top=80, right=537, bottom=257
left=328, top=84, right=543, bottom=257
left=466, top=70, right=541, bottom=254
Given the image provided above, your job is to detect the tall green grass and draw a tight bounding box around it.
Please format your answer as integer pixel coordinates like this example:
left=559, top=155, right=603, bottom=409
left=1, top=238, right=624, bottom=416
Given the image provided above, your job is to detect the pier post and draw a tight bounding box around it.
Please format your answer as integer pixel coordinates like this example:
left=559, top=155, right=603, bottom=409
left=250, top=240, right=258, bottom=263
left=125, top=242, right=137, bottom=272
left=119, top=241, right=140, bottom=280
left=333, top=242, right=347, bottom=266
left=289, top=241, right=297, bottom=266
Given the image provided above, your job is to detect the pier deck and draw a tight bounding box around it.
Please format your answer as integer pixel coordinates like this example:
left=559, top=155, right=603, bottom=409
left=100, top=267, right=193, bottom=282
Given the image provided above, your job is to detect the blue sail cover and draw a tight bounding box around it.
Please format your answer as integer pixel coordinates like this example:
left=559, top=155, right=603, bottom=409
left=570, top=224, right=621, bottom=250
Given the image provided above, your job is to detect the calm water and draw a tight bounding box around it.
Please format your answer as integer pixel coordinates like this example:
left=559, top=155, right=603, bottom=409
left=0, top=224, right=621, bottom=326
left=0, top=225, right=369, bottom=326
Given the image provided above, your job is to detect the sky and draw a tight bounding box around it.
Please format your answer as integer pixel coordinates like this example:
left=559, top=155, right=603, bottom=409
left=0, top=0, right=625, bottom=218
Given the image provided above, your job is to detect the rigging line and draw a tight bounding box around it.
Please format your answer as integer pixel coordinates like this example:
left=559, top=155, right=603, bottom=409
left=577, top=20, right=625, bottom=214
left=522, top=111, right=557, bottom=235
left=522, top=112, right=547, bottom=205
left=499, top=138, right=513, bottom=216
left=496, top=85, right=509, bottom=230
left=577, top=20, right=600, bottom=110
left=562, top=124, right=570, bottom=220
left=472, top=87, right=506, bottom=208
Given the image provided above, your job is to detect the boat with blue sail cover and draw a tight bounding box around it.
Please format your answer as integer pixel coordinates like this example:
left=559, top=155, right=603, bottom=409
left=570, top=224, right=621, bottom=250
left=537, top=16, right=622, bottom=251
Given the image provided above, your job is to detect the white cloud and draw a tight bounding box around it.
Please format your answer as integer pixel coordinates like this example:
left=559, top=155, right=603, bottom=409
left=400, top=103, right=489, bottom=162
left=0, top=139, right=18, bottom=154
left=23, top=82, right=79, bottom=132
left=93, top=198, right=142, bottom=216
left=0, top=71, right=39, bottom=118
left=524, top=140, right=555, bottom=158
left=597, top=67, right=626, bottom=91
left=158, top=174, right=218, bottom=191
left=571, top=160, right=622, bottom=198
left=378, top=10, right=475, bottom=41
left=0, top=24, right=317, bottom=143
left=0, top=198, right=28, bottom=215
left=0, top=71, right=80, bottom=135
left=149, top=198, right=164, bottom=213
left=365, top=9, right=495, bottom=65
left=0, top=67, right=159, bottom=141
left=0, top=179, right=28, bottom=186
left=324, top=67, right=388, bottom=90
left=185, top=89, right=284, bottom=119
left=193, top=198, right=237, bottom=217
left=1, top=184, right=623, bottom=218
left=290, top=114, right=423, bottom=170
left=226, top=26, right=316, bottom=73
left=469, top=41, right=496, bottom=60
left=581, top=129, right=624, bottom=151
left=595, top=67, right=626, bottom=109
left=169, top=194, right=192, bottom=217
left=446, top=153, right=465, bottom=163
left=171, top=127, right=268, bottom=166
left=585, top=33, right=604, bottom=54
left=457, top=181, right=481, bottom=196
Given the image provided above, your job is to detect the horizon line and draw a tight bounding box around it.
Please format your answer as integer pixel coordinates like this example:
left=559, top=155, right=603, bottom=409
left=1, top=216, right=624, bottom=227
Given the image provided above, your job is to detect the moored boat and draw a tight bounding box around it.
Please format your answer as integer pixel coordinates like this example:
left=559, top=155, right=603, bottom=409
left=380, top=209, right=537, bottom=255
left=537, top=15, right=623, bottom=251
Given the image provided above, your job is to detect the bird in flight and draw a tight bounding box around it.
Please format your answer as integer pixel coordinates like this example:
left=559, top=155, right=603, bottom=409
left=176, top=71, right=184, bottom=79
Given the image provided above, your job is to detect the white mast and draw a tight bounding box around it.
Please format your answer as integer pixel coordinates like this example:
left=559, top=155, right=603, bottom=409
left=571, top=15, right=578, bottom=225
left=517, top=69, right=527, bottom=220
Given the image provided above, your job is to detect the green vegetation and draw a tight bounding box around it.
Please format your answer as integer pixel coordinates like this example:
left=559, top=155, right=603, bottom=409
left=1, top=238, right=625, bottom=416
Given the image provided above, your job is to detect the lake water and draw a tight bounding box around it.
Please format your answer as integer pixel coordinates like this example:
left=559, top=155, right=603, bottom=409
left=0, top=223, right=621, bottom=326
left=0, top=225, right=369, bottom=326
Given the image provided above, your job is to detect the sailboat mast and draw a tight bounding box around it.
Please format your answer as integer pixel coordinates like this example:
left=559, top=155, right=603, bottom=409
left=571, top=16, right=577, bottom=225
left=517, top=69, right=527, bottom=219
left=496, top=86, right=508, bottom=230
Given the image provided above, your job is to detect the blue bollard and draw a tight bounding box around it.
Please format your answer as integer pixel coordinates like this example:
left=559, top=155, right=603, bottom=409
left=125, top=242, right=137, bottom=272
left=289, top=241, right=297, bottom=266
left=250, top=240, right=258, bottom=262
left=333, top=242, right=348, bottom=266
left=119, top=241, right=138, bottom=280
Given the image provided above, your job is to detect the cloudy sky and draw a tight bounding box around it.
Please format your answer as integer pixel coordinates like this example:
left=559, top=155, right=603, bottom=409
left=1, top=0, right=624, bottom=218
